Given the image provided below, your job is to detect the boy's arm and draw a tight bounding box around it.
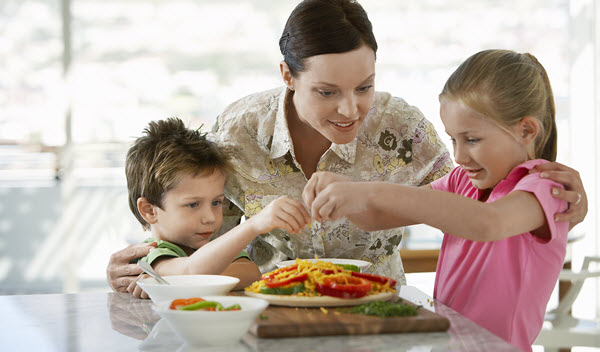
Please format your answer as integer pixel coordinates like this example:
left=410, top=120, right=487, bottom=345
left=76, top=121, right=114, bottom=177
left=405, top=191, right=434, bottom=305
left=312, top=181, right=551, bottom=242
left=152, top=196, right=310, bottom=277
left=151, top=218, right=270, bottom=277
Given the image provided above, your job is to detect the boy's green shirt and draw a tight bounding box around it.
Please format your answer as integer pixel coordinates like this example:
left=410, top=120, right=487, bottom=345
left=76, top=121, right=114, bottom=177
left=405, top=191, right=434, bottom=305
left=137, top=238, right=251, bottom=265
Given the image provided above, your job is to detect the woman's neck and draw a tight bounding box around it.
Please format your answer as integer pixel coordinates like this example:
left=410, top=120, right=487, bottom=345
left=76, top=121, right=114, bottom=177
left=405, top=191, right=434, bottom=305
left=285, top=91, right=331, bottom=179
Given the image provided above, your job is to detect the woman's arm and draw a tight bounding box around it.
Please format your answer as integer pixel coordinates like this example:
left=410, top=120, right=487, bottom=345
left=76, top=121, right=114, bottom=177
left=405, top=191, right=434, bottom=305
left=529, top=161, right=587, bottom=229
left=310, top=181, right=548, bottom=242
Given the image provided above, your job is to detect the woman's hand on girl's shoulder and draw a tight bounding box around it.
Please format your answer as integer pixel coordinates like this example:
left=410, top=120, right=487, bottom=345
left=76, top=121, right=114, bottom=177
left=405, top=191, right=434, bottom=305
left=529, top=161, right=587, bottom=229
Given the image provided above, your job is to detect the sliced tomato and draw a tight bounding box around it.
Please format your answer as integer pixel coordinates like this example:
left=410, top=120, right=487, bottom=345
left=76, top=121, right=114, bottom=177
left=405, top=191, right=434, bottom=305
left=261, top=264, right=298, bottom=281
left=169, top=297, right=204, bottom=310
left=351, top=272, right=397, bottom=287
left=315, top=277, right=371, bottom=299
left=265, top=272, right=308, bottom=288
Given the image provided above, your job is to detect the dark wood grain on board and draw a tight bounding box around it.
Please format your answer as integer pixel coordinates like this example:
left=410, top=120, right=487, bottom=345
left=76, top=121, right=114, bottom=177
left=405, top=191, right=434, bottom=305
left=249, top=298, right=450, bottom=338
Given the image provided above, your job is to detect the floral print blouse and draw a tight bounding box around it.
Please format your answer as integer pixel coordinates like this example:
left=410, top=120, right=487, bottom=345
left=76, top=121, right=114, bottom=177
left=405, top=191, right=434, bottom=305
left=211, top=87, right=453, bottom=286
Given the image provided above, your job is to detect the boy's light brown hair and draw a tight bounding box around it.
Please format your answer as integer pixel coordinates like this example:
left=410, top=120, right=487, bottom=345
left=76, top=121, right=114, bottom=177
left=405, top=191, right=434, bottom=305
left=126, top=117, right=231, bottom=230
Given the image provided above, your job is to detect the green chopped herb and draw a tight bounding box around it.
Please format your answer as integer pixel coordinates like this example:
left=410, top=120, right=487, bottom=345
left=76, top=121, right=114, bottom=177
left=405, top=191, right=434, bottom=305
left=342, top=300, right=421, bottom=318
left=335, top=264, right=360, bottom=272
left=259, top=314, right=268, bottom=320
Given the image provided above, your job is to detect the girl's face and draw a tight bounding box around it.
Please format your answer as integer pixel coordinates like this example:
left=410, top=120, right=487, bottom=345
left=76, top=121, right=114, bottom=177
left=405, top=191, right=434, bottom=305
left=440, top=97, right=529, bottom=192
left=151, top=171, right=225, bottom=253
left=288, top=45, right=376, bottom=145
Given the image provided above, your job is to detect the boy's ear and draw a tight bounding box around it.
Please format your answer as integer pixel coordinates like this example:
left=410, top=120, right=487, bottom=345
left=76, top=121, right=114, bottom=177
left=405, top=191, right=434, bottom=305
left=517, top=116, right=540, bottom=145
left=137, top=197, right=158, bottom=225
left=279, top=61, right=295, bottom=91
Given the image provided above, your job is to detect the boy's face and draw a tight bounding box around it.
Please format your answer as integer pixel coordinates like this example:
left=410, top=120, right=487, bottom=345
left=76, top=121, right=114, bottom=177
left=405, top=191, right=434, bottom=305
left=152, top=170, right=225, bottom=252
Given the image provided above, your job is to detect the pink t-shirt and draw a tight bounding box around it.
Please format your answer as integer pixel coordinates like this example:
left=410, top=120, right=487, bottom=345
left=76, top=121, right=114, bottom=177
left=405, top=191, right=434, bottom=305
left=430, top=159, right=568, bottom=352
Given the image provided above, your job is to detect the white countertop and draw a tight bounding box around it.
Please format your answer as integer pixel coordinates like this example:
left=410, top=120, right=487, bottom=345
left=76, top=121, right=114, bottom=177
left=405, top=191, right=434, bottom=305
left=0, top=287, right=518, bottom=352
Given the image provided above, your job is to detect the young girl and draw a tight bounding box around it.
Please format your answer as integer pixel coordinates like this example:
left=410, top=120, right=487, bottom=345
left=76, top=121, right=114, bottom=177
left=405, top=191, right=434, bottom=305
left=302, top=49, right=569, bottom=351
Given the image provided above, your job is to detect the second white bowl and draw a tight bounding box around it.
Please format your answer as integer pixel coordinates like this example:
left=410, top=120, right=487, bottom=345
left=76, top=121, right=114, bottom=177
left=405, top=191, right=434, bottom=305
left=153, top=296, right=269, bottom=346
left=137, top=275, right=239, bottom=303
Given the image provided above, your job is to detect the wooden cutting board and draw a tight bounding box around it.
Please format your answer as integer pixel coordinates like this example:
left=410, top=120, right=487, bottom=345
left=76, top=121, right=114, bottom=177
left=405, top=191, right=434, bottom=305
left=249, top=298, right=450, bottom=338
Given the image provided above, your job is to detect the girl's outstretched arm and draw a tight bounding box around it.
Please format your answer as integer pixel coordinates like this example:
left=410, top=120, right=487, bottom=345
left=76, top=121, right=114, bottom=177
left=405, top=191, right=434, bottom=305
left=310, top=181, right=549, bottom=242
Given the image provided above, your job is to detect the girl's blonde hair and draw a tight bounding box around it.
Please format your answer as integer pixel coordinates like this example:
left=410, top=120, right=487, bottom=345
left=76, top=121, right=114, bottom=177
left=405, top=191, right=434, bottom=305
left=440, top=49, right=557, bottom=161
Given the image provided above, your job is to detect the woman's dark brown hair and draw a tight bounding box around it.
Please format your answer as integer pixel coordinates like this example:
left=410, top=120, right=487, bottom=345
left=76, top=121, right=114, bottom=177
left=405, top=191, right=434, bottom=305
left=280, top=0, right=378, bottom=77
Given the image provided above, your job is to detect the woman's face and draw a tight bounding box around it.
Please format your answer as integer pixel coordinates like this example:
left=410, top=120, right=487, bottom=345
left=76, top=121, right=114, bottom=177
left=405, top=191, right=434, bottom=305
left=288, top=45, right=376, bottom=145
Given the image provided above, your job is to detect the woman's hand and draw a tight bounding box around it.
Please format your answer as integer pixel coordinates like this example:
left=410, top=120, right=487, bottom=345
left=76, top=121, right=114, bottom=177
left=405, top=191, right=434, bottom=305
left=246, top=196, right=311, bottom=235
left=127, top=273, right=151, bottom=299
left=106, top=242, right=157, bottom=292
left=308, top=181, right=370, bottom=222
left=302, top=171, right=353, bottom=214
left=530, top=161, right=587, bottom=230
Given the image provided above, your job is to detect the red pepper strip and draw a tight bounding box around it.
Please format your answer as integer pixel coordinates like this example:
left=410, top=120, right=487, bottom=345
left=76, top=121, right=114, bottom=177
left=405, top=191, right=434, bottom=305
left=315, top=277, right=371, bottom=299
left=265, top=272, right=308, bottom=288
left=351, top=272, right=397, bottom=287
left=261, top=264, right=298, bottom=281
left=169, top=297, right=205, bottom=310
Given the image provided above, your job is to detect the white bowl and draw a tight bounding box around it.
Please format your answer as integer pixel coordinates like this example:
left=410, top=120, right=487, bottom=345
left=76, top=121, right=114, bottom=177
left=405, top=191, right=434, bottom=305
left=153, top=296, right=269, bottom=346
left=137, top=275, right=239, bottom=303
left=276, top=258, right=372, bottom=272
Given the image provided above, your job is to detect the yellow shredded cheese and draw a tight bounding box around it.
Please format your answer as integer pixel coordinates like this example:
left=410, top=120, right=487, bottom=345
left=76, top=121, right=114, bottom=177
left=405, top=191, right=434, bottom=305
left=244, top=258, right=396, bottom=298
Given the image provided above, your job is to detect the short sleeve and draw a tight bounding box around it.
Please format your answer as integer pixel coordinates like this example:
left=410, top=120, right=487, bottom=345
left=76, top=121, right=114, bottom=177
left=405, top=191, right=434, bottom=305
left=512, top=173, right=568, bottom=241
left=410, top=117, right=454, bottom=186
left=430, top=170, right=452, bottom=192
left=138, top=239, right=188, bottom=265
left=430, top=166, right=462, bottom=193
left=234, top=250, right=251, bottom=261
left=141, top=247, right=182, bottom=265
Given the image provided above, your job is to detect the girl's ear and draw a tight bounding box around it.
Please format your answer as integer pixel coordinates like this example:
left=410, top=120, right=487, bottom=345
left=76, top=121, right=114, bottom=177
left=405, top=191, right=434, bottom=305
left=279, top=61, right=295, bottom=91
left=517, top=116, right=540, bottom=145
left=137, top=197, right=159, bottom=225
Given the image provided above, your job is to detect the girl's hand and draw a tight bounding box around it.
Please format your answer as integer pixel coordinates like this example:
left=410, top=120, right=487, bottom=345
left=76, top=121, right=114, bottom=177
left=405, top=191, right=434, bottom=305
left=530, top=161, right=587, bottom=229
left=303, top=171, right=353, bottom=212
left=247, top=196, right=311, bottom=235
left=107, top=242, right=157, bottom=292
left=310, top=182, right=369, bottom=222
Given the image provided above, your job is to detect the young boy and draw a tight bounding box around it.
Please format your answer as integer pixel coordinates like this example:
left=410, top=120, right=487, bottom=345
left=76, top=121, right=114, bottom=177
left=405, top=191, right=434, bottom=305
left=125, top=117, right=310, bottom=298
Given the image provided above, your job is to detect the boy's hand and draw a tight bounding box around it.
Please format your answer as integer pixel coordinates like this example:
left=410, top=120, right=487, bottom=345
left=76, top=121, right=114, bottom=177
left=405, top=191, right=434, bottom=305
left=106, top=242, right=157, bottom=292
left=303, top=171, right=353, bottom=213
left=309, top=182, right=369, bottom=222
left=247, top=196, right=311, bottom=235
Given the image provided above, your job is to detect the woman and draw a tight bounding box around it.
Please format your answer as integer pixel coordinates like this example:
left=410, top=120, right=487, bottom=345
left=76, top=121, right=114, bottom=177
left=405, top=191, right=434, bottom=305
left=107, top=0, right=588, bottom=293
